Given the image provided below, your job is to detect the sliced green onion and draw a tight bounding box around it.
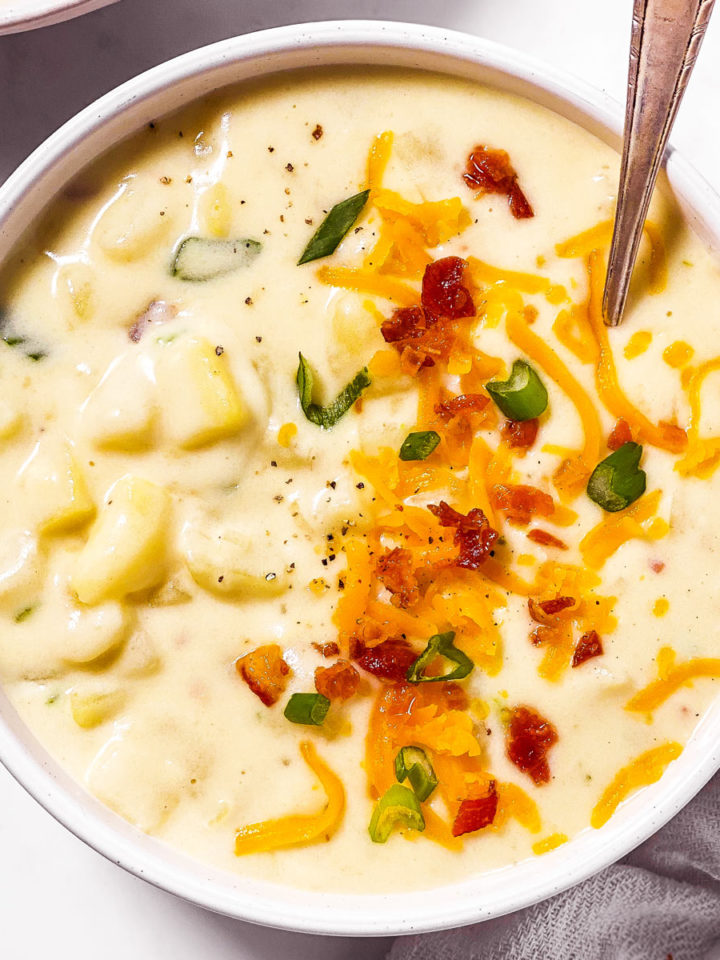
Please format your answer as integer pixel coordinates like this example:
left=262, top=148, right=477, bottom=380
left=486, top=359, right=548, bottom=421
left=368, top=783, right=425, bottom=843
left=14, top=606, right=35, bottom=623
left=3, top=334, right=47, bottom=361
left=399, top=430, right=441, bottom=461
left=406, top=631, right=474, bottom=683
left=394, top=746, right=438, bottom=802
left=172, top=237, right=262, bottom=281
left=298, top=189, right=370, bottom=265
left=296, top=353, right=371, bottom=428
left=283, top=692, right=330, bottom=725
left=587, top=441, right=646, bottom=512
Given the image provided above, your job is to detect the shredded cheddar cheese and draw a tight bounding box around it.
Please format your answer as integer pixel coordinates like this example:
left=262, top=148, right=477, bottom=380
left=590, top=742, right=683, bottom=828
left=234, top=741, right=345, bottom=855
left=626, top=655, right=720, bottom=715
left=532, top=832, right=568, bottom=854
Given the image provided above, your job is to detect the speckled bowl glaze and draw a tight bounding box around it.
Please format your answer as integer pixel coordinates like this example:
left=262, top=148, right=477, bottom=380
left=0, top=20, right=718, bottom=937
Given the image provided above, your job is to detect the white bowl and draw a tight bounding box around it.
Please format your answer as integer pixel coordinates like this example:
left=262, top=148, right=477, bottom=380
left=0, top=20, right=719, bottom=938
left=0, top=0, right=117, bottom=35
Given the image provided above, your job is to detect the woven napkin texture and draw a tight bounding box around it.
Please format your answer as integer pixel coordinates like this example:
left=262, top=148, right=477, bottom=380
left=388, top=773, right=720, bottom=960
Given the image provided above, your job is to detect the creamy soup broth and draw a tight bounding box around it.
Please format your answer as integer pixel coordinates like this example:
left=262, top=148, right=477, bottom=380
left=1, top=68, right=719, bottom=893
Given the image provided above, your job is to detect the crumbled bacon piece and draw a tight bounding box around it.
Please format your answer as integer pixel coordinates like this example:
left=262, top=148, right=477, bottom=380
left=572, top=630, right=603, bottom=668
left=434, top=394, right=490, bottom=421
left=491, top=484, right=554, bottom=525
left=608, top=418, right=633, bottom=450
left=421, top=256, right=475, bottom=320
left=452, top=781, right=498, bottom=836
left=463, top=145, right=534, bottom=219
left=235, top=643, right=290, bottom=707
left=528, top=596, right=576, bottom=623
left=428, top=500, right=499, bottom=570
left=650, top=560, right=666, bottom=574
left=438, top=681, right=469, bottom=711
left=506, top=705, right=558, bottom=785
left=381, top=305, right=428, bottom=344
left=527, top=529, right=567, bottom=550
left=501, top=418, right=539, bottom=449
left=314, top=659, right=360, bottom=700
left=355, top=637, right=418, bottom=682
left=376, top=547, right=419, bottom=609
left=312, top=641, right=340, bottom=658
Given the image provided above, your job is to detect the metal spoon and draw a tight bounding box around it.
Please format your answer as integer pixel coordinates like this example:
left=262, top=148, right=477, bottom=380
left=602, top=0, right=715, bottom=327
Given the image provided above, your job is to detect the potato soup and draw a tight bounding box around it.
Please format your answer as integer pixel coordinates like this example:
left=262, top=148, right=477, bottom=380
left=1, top=68, right=720, bottom=893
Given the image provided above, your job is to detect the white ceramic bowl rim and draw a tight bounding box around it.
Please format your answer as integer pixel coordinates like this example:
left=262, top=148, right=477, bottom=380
left=1, top=20, right=719, bottom=938
left=0, top=0, right=117, bottom=36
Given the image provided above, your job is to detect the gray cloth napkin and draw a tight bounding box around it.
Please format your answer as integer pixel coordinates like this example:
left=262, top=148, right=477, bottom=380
left=389, top=773, right=720, bottom=960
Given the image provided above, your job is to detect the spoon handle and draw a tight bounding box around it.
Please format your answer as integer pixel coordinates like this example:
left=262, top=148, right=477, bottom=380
left=603, top=0, right=715, bottom=327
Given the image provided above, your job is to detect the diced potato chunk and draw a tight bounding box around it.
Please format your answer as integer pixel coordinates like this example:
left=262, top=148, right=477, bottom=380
left=62, top=601, right=130, bottom=664
left=71, top=475, right=171, bottom=605
left=201, top=182, right=232, bottom=238
left=116, top=631, right=162, bottom=678
left=157, top=336, right=247, bottom=449
left=0, top=531, right=41, bottom=607
left=95, top=178, right=175, bottom=262
left=55, top=261, right=96, bottom=326
left=18, top=438, right=95, bottom=536
left=87, top=719, right=209, bottom=831
left=0, top=399, right=24, bottom=443
left=182, top=523, right=287, bottom=598
left=82, top=353, right=156, bottom=451
left=71, top=690, right=125, bottom=728
left=328, top=295, right=379, bottom=380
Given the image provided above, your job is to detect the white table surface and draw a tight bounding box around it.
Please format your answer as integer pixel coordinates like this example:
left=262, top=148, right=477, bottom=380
left=1, top=2, right=719, bottom=958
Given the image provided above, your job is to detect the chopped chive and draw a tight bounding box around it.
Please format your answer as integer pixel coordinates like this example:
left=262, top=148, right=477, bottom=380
left=14, top=606, right=35, bottom=623
left=172, top=237, right=262, bottom=281
left=406, top=631, right=474, bottom=683
left=587, top=441, right=646, bottom=512
left=296, top=353, right=371, bottom=428
left=368, top=783, right=425, bottom=843
left=486, top=359, right=548, bottom=421
left=3, top=335, right=25, bottom=347
left=399, top=430, right=441, bottom=461
left=298, top=189, right=370, bottom=265
left=395, top=746, right=438, bottom=802
left=284, top=692, right=330, bottom=725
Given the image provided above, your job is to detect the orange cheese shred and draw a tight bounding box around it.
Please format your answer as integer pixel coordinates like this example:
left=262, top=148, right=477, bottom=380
left=316, top=265, right=418, bottom=306
left=505, top=309, right=602, bottom=498
left=367, top=130, right=394, bottom=195
left=234, top=740, right=345, bottom=855
left=590, top=742, right=683, bottom=829
left=675, top=358, right=720, bottom=478
left=625, top=655, right=720, bottom=715
left=580, top=490, right=668, bottom=569
left=532, top=832, right=568, bottom=854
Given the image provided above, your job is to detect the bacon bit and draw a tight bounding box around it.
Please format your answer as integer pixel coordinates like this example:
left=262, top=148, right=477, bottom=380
left=434, top=394, right=489, bottom=421
left=491, top=483, right=554, bottom=525
left=428, top=500, right=499, bottom=569
left=608, top=418, right=633, bottom=450
left=312, top=641, right=340, bottom=658
left=314, top=660, right=360, bottom=700
left=381, top=304, right=427, bottom=344
left=572, top=630, right=603, bottom=668
left=376, top=547, right=419, bottom=609
left=311, top=124, right=324, bottom=140
left=235, top=643, right=290, bottom=707
left=439, top=681, right=470, bottom=711
left=355, top=637, right=418, bottom=682
left=650, top=560, right=666, bottom=574
left=128, top=299, right=176, bottom=342
left=463, top=145, right=534, bottom=219
left=506, top=705, right=558, bottom=785
left=452, top=781, right=498, bottom=836
left=421, top=256, right=475, bottom=320
left=527, top=529, right=567, bottom=550
left=529, top=596, right=575, bottom=621
left=501, top=418, right=539, bottom=449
